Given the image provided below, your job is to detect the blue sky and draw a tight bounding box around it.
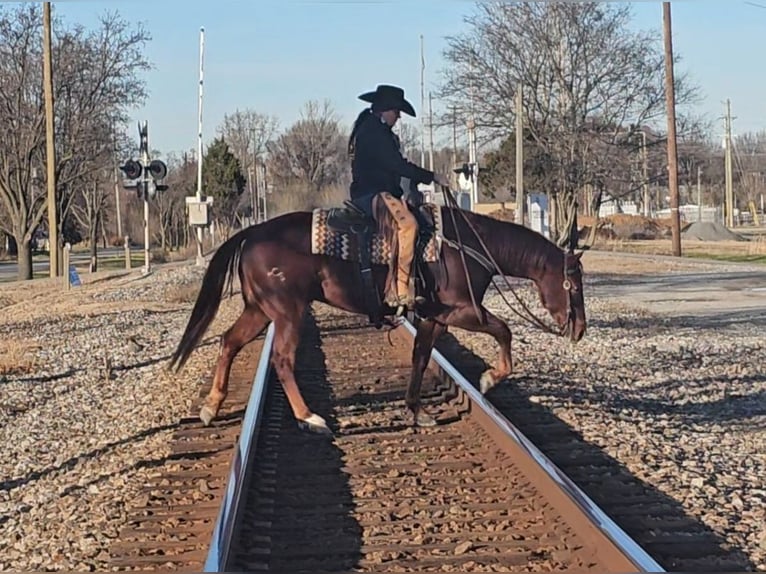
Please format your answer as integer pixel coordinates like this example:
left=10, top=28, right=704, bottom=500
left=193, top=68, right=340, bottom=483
left=52, top=0, right=766, bottom=156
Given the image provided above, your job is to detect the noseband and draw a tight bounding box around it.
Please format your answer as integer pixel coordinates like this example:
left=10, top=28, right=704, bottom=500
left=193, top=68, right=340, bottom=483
left=560, top=251, right=582, bottom=334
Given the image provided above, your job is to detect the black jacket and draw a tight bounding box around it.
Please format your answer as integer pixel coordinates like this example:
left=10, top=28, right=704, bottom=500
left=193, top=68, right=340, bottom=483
left=348, top=110, right=434, bottom=214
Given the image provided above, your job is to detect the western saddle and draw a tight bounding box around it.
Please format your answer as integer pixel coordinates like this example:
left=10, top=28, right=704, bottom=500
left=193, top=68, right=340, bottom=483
left=325, top=199, right=436, bottom=327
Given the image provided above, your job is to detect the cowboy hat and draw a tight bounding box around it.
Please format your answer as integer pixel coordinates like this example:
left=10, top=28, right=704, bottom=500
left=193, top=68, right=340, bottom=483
left=358, top=84, right=416, bottom=117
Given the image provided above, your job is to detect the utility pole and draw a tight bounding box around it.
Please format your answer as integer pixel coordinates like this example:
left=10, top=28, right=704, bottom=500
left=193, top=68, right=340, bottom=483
left=697, top=165, right=703, bottom=222
left=663, top=2, right=682, bottom=256
left=428, top=92, right=435, bottom=172
left=467, top=69, right=478, bottom=208
left=723, top=98, right=735, bottom=228
left=113, top=164, right=122, bottom=238
left=641, top=130, right=649, bottom=217
left=451, top=106, right=458, bottom=187
left=250, top=128, right=258, bottom=223
left=419, top=34, right=426, bottom=168
left=112, top=128, right=123, bottom=238
left=43, top=2, right=58, bottom=278
left=467, top=117, right=478, bottom=207
left=515, top=87, right=524, bottom=226
left=139, top=123, right=151, bottom=275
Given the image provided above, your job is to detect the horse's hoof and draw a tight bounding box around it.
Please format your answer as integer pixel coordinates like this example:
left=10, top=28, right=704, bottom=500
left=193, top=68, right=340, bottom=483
left=200, top=405, right=216, bottom=426
left=415, top=411, right=438, bottom=427
left=297, top=413, right=332, bottom=435
left=479, top=370, right=497, bottom=394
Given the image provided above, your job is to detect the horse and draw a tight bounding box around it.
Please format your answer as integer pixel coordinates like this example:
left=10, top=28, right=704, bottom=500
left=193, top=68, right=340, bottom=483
left=169, top=201, right=586, bottom=434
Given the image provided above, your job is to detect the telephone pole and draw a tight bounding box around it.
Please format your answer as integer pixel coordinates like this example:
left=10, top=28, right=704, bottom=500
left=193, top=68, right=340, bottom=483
left=112, top=127, right=123, bottom=238
left=515, top=87, right=524, bottom=226
left=723, top=98, right=735, bottom=228
left=641, top=130, right=649, bottom=217
left=428, top=92, right=435, bottom=171
left=467, top=117, right=478, bottom=208
left=663, top=2, right=682, bottom=256
left=419, top=35, right=426, bottom=168
left=43, top=2, right=58, bottom=278
left=697, top=164, right=703, bottom=222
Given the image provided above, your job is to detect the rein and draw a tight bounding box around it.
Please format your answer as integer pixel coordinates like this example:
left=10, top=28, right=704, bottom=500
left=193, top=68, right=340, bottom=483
left=438, top=184, right=576, bottom=336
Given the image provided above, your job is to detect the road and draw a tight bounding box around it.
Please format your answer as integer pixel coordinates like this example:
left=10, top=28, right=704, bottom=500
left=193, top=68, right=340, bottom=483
left=586, top=254, right=766, bottom=327
left=0, top=247, right=125, bottom=281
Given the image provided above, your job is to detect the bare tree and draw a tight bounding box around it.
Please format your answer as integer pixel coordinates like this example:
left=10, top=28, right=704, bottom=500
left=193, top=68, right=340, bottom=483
left=152, top=152, right=196, bottom=251
left=70, top=168, right=111, bottom=271
left=216, top=108, right=278, bottom=175
left=438, top=2, right=699, bottom=246
left=0, top=5, right=150, bottom=280
left=267, top=100, right=349, bottom=193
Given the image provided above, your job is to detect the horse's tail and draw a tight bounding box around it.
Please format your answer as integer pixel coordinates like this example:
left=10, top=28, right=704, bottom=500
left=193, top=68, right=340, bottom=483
left=169, top=228, right=250, bottom=372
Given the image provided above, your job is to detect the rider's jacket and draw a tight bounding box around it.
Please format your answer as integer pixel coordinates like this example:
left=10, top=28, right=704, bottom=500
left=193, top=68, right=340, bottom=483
left=348, top=110, right=434, bottom=214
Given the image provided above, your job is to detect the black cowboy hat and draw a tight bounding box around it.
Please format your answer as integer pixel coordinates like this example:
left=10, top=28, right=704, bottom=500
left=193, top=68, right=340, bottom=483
left=358, top=84, right=416, bottom=117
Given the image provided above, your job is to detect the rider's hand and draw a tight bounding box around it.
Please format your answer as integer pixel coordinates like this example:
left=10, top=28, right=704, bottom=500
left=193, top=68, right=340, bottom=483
left=433, top=173, right=450, bottom=187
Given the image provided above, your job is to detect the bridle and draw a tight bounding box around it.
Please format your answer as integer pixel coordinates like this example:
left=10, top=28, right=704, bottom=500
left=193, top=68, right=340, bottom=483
left=437, top=184, right=582, bottom=336
left=560, top=250, right=583, bottom=335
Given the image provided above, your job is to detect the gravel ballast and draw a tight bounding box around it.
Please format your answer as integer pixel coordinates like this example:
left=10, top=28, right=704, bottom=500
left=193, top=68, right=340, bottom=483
left=0, top=251, right=763, bottom=571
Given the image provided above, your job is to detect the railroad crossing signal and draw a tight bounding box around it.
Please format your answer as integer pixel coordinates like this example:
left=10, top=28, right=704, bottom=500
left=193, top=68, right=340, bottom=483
left=119, top=158, right=169, bottom=199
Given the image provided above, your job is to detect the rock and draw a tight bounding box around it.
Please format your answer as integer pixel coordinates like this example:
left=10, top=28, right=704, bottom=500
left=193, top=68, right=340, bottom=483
left=454, top=541, right=473, bottom=555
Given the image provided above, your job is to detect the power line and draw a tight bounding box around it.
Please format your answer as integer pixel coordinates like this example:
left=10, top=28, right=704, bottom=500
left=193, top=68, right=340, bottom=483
left=744, top=1, right=766, bottom=9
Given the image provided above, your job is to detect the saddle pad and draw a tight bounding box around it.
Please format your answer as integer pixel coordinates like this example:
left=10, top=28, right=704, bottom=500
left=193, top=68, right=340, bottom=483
left=311, top=203, right=443, bottom=265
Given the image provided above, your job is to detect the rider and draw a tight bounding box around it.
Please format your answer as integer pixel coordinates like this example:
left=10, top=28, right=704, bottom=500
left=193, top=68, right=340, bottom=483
left=348, top=84, right=450, bottom=314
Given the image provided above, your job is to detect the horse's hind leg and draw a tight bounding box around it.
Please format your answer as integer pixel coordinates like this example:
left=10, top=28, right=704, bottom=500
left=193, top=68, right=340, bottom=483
left=406, top=318, right=446, bottom=427
left=200, top=304, right=270, bottom=426
left=271, top=310, right=331, bottom=435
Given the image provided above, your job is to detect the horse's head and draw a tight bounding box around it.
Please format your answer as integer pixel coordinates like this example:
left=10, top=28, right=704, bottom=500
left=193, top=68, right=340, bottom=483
left=536, top=250, right=586, bottom=342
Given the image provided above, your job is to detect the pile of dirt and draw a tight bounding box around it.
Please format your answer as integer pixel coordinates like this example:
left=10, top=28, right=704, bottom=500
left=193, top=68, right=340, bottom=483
left=487, top=208, right=516, bottom=222
left=681, top=221, right=747, bottom=242
left=579, top=214, right=673, bottom=241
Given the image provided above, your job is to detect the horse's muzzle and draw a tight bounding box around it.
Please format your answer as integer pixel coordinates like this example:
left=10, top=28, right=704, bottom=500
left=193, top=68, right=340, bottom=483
left=569, top=317, right=586, bottom=342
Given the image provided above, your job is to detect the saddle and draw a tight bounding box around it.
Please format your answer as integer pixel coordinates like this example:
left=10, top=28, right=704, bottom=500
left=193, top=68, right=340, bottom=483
left=325, top=200, right=438, bottom=327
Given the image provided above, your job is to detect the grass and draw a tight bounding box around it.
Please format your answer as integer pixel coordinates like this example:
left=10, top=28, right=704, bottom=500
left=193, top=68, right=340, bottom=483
left=0, top=338, right=38, bottom=377
left=166, top=282, right=201, bottom=304
left=93, top=256, right=145, bottom=271
left=591, top=236, right=766, bottom=265
left=684, top=252, right=766, bottom=264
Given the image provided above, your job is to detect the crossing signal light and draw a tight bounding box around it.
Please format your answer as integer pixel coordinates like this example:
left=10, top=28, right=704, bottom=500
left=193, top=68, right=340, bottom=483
left=148, top=160, right=168, bottom=181
left=120, top=159, right=142, bottom=180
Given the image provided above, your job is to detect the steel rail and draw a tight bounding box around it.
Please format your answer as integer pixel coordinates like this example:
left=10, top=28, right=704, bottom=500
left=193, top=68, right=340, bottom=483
left=203, top=322, right=275, bottom=572
left=397, top=317, right=665, bottom=573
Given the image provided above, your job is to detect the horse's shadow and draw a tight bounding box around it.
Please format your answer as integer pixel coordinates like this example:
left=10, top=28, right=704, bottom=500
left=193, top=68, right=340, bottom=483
left=228, top=309, right=364, bottom=572
left=425, top=330, right=758, bottom=572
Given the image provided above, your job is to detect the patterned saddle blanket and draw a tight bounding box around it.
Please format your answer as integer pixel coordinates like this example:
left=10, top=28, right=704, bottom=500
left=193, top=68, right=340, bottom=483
left=311, top=203, right=443, bottom=265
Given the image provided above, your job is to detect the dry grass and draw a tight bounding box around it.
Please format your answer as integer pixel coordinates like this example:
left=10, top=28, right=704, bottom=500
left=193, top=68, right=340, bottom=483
left=166, top=282, right=201, bottom=304
left=593, top=236, right=766, bottom=261
left=0, top=338, right=39, bottom=376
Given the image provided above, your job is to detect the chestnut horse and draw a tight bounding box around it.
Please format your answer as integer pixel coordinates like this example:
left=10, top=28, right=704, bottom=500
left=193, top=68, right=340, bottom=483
left=170, top=203, right=586, bottom=434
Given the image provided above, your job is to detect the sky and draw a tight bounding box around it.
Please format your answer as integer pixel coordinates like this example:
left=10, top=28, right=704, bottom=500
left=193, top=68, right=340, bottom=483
left=50, top=0, right=766, bottom=157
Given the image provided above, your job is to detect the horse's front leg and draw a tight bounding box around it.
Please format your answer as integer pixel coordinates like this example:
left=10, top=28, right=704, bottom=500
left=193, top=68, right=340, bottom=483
left=406, top=318, right=446, bottom=427
left=443, top=304, right=513, bottom=395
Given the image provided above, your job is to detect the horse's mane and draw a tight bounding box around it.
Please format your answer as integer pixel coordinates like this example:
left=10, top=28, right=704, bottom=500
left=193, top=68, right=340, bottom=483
left=442, top=206, right=563, bottom=275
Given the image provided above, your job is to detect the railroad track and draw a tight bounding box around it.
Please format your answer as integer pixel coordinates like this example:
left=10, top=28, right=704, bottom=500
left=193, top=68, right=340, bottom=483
left=109, top=303, right=741, bottom=572
left=110, top=304, right=661, bottom=572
